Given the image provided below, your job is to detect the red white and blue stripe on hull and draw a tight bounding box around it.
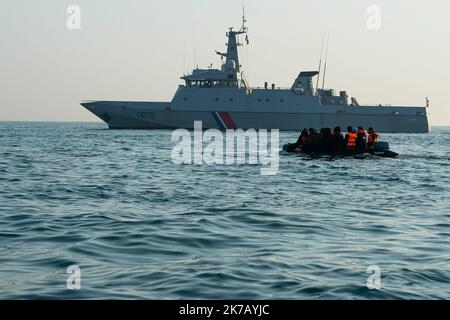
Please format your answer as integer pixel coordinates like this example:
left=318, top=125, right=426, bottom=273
left=80, top=101, right=430, bottom=133
left=211, top=112, right=237, bottom=130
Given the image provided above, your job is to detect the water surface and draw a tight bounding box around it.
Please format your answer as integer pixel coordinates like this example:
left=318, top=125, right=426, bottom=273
left=0, top=122, right=449, bottom=299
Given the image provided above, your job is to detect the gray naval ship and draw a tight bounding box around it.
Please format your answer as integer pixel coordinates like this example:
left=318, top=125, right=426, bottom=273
left=82, top=16, right=430, bottom=133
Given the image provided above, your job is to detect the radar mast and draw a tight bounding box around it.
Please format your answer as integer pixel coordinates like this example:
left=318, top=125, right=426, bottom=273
left=216, top=7, right=248, bottom=76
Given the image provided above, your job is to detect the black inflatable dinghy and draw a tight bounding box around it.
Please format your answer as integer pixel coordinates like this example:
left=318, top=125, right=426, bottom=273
left=282, top=141, right=399, bottom=158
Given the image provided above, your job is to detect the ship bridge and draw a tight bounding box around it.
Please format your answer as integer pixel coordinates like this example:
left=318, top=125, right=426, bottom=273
left=182, top=65, right=243, bottom=89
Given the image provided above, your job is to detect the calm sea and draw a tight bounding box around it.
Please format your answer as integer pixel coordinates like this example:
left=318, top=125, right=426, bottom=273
left=0, top=122, right=449, bottom=299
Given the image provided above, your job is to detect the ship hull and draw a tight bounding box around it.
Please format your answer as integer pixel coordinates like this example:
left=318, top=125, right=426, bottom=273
left=82, top=101, right=430, bottom=133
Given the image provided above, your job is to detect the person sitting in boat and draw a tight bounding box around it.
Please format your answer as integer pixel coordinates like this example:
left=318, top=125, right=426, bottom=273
left=355, top=130, right=368, bottom=154
left=367, top=127, right=381, bottom=150
left=303, top=128, right=321, bottom=153
left=287, top=129, right=309, bottom=152
left=357, top=126, right=368, bottom=136
left=288, top=128, right=309, bottom=152
left=331, top=126, right=345, bottom=155
left=345, top=126, right=357, bottom=153
left=299, top=128, right=309, bottom=146
left=320, top=128, right=334, bottom=154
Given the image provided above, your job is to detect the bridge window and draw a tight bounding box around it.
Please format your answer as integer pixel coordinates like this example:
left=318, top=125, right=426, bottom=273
left=187, top=80, right=238, bottom=88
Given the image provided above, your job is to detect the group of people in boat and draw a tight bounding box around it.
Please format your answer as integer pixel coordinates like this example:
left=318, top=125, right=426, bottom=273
left=289, top=126, right=381, bottom=155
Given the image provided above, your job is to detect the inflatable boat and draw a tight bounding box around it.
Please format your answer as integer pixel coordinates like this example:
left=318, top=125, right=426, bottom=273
left=282, top=141, right=399, bottom=158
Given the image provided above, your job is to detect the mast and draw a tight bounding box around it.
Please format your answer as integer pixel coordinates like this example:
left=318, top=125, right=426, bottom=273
left=225, top=28, right=242, bottom=72
left=215, top=7, right=248, bottom=79
left=212, top=7, right=249, bottom=89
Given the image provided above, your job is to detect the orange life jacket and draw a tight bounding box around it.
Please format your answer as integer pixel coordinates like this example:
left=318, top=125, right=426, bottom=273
left=357, top=129, right=367, bottom=136
left=346, top=132, right=357, bottom=148
left=368, top=132, right=380, bottom=143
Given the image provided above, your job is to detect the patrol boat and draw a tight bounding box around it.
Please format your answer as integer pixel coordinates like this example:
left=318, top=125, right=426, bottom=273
left=81, top=15, right=430, bottom=133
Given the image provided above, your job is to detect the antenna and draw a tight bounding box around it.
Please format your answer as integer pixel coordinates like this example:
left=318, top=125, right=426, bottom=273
left=241, top=1, right=248, bottom=32
left=242, top=1, right=250, bottom=85
left=316, top=35, right=325, bottom=95
left=193, top=32, right=197, bottom=70
left=322, top=62, right=327, bottom=92
left=322, top=34, right=330, bottom=91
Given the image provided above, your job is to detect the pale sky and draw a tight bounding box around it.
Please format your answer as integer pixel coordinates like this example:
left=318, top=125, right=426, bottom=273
left=1, top=0, right=449, bottom=124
